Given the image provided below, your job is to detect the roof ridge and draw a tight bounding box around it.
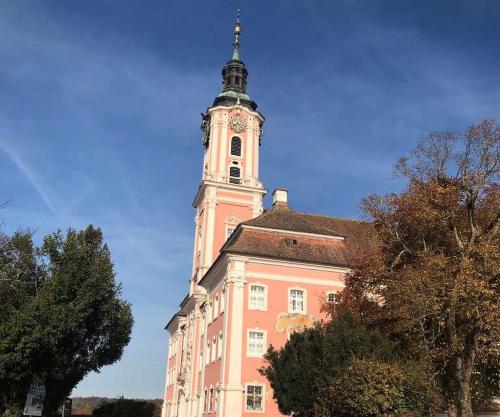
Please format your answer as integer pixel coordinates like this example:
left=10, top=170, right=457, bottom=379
left=298, top=211, right=368, bottom=223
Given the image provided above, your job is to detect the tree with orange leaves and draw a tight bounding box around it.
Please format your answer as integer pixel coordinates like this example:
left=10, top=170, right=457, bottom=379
left=333, top=120, right=499, bottom=417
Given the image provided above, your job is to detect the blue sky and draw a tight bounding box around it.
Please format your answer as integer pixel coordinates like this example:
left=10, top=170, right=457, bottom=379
left=0, top=0, right=498, bottom=399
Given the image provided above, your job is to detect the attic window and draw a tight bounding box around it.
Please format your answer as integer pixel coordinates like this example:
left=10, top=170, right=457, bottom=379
left=285, top=238, right=298, bottom=246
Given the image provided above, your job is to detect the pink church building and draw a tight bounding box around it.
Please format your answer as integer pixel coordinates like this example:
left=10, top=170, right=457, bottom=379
left=162, top=14, right=371, bottom=417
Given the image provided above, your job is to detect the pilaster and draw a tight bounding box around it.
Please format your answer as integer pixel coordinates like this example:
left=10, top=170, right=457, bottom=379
left=220, top=259, right=247, bottom=417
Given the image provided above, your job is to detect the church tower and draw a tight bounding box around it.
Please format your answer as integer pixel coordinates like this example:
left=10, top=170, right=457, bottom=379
left=191, top=11, right=266, bottom=291
left=163, top=11, right=369, bottom=417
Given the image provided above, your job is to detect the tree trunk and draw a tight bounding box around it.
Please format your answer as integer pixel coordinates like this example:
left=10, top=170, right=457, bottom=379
left=455, top=379, right=474, bottom=417
left=447, top=400, right=457, bottom=417
left=452, top=333, right=477, bottom=417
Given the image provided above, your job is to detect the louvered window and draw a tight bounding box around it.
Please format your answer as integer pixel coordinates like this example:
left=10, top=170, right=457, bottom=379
left=229, top=166, right=241, bottom=184
left=231, top=136, right=242, bottom=156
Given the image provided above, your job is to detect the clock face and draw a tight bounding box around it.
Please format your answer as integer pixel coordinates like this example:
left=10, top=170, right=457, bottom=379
left=229, top=114, right=247, bottom=133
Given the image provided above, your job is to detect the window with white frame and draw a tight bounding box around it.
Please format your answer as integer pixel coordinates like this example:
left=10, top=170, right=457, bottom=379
left=199, top=349, right=203, bottom=371
left=289, top=289, right=306, bottom=313
left=214, top=295, right=219, bottom=318
left=246, top=385, right=263, bottom=411
left=220, top=291, right=225, bottom=313
left=249, top=284, right=267, bottom=310
left=209, top=387, right=214, bottom=411
left=326, top=291, right=338, bottom=304
left=217, top=332, right=223, bottom=358
left=211, top=336, right=217, bottom=362
left=247, top=330, right=266, bottom=357
left=203, top=389, right=208, bottom=412
left=206, top=341, right=210, bottom=365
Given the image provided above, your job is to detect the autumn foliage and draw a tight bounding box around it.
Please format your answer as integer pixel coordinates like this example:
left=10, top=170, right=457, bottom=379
left=330, top=119, right=499, bottom=417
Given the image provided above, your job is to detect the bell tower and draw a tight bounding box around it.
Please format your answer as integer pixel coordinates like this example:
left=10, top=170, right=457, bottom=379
left=191, top=11, right=266, bottom=291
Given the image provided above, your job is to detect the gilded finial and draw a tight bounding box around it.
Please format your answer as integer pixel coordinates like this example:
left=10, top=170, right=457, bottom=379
left=232, top=9, right=241, bottom=60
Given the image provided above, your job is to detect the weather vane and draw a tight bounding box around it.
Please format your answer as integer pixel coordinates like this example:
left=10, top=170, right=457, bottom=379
left=232, top=8, right=241, bottom=60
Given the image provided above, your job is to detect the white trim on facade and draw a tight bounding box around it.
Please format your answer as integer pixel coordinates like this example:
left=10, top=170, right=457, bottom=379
left=247, top=271, right=344, bottom=287
left=227, top=253, right=350, bottom=274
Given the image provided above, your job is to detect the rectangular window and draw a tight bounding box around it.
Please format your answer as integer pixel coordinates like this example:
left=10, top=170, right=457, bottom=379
left=249, top=285, right=266, bottom=310
left=246, top=385, right=263, bottom=411
left=204, top=389, right=208, bottom=412
left=327, top=292, right=337, bottom=304
left=289, top=289, right=305, bottom=313
left=248, top=331, right=265, bottom=356
left=220, top=291, right=225, bottom=313
left=209, top=387, right=214, bottom=411
left=211, top=337, right=217, bottom=362
left=214, top=296, right=219, bottom=318
left=218, top=332, right=223, bottom=358
left=209, top=302, right=213, bottom=322
left=229, top=166, right=241, bottom=183
left=206, top=341, right=210, bottom=365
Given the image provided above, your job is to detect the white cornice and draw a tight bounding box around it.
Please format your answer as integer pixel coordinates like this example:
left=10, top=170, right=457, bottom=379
left=247, top=271, right=345, bottom=287
left=198, top=256, right=229, bottom=291
left=165, top=313, right=186, bottom=334
left=208, top=105, right=265, bottom=123
left=193, top=181, right=266, bottom=208
left=226, top=253, right=351, bottom=274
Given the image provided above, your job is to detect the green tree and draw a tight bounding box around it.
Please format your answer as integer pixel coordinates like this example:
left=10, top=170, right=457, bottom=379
left=260, top=311, right=399, bottom=417
left=336, top=119, right=499, bottom=417
left=0, top=226, right=133, bottom=416
left=92, top=399, right=161, bottom=417
left=321, top=358, right=436, bottom=417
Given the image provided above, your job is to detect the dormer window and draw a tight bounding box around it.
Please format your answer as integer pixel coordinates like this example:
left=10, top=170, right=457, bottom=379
left=231, top=136, right=242, bottom=156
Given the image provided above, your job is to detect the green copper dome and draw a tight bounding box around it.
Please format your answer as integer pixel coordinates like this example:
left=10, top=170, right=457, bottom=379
left=212, top=10, right=258, bottom=111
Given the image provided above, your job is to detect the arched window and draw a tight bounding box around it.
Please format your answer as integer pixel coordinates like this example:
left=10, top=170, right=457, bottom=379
left=231, top=136, right=242, bottom=156
left=234, top=75, right=240, bottom=86
left=229, top=166, right=241, bottom=184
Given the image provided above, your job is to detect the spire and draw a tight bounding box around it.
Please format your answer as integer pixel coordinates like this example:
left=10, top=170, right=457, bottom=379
left=232, top=9, right=241, bottom=61
left=212, top=9, right=258, bottom=111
